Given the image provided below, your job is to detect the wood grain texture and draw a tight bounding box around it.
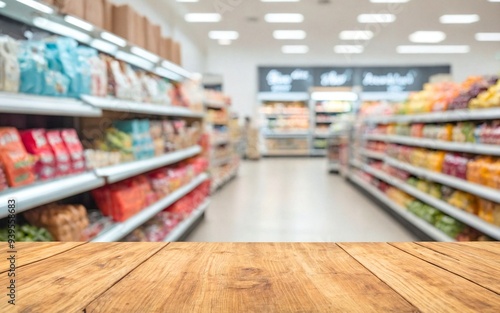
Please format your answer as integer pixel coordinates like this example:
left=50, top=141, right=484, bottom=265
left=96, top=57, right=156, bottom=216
left=391, top=242, right=500, bottom=294
left=0, top=242, right=84, bottom=273
left=340, top=243, right=500, bottom=313
left=0, top=242, right=167, bottom=313
left=450, top=242, right=500, bottom=258
left=86, top=243, right=418, bottom=313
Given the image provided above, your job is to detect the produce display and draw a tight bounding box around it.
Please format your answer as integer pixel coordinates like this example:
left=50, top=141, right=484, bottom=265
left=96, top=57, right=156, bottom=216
left=0, top=34, right=197, bottom=110
left=123, top=181, right=210, bottom=242
left=0, top=225, right=52, bottom=242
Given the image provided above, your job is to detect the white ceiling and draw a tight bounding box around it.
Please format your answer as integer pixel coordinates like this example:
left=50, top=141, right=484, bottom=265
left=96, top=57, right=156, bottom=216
left=167, top=0, right=500, bottom=58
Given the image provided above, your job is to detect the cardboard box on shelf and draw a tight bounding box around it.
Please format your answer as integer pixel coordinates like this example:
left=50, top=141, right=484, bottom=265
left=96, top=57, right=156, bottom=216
left=103, top=0, right=115, bottom=32
left=112, top=5, right=136, bottom=44
left=84, top=0, right=104, bottom=28
left=54, top=0, right=85, bottom=18
left=146, top=23, right=161, bottom=55
left=135, top=15, right=147, bottom=48
left=172, top=41, right=181, bottom=65
left=159, top=37, right=173, bottom=61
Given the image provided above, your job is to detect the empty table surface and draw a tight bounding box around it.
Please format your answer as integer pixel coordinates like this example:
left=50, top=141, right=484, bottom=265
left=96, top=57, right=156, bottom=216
left=1, top=242, right=499, bottom=312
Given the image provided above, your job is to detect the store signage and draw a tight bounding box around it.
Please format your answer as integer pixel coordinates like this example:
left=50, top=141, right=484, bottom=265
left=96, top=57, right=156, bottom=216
left=360, top=66, right=451, bottom=92
left=258, top=67, right=312, bottom=93
left=313, top=68, right=355, bottom=87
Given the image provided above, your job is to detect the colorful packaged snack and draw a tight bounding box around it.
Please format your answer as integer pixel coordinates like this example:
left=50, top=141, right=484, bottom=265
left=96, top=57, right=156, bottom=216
left=61, top=129, right=85, bottom=173
left=0, top=128, right=36, bottom=187
left=45, top=130, right=71, bottom=177
left=20, top=129, right=56, bottom=180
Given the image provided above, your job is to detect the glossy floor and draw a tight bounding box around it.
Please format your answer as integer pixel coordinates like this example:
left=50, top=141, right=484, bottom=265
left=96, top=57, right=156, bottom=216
left=187, top=158, right=418, bottom=242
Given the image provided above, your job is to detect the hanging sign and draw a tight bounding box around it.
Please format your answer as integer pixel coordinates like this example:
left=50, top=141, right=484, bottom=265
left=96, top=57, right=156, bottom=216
left=258, top=67, right=312, bottom=93
left=312, top=67, right=355, bottom=87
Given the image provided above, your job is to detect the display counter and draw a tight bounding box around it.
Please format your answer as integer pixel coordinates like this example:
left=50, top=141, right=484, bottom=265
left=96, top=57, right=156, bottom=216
left=2, top=242, right=499, bottom=312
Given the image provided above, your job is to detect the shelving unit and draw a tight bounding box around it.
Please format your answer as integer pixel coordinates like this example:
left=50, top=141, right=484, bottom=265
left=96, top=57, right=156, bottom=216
left=92, top=173, right=209, bottom=242
left=162, top=200, right=210, bottom=242
left=349, top=174, right=455, bottom=242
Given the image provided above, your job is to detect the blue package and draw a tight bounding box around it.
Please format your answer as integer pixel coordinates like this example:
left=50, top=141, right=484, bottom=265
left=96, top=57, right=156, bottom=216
left=76, top=46, right=97, bottom=96
left=18, top=41, right=45, bottom=94
left=45, top=38, right=81, bottom=97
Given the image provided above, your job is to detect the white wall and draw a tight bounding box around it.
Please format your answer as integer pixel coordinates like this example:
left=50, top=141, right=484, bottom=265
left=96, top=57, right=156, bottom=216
left=109, top=0, right=206, bottom=73
left=206, top=45, right=500, bottom=118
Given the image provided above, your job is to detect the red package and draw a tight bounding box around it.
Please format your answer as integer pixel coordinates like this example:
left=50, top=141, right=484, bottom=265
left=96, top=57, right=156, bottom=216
left=20, top=129, right=56, bottom=180
left=45, top=130, right=71, bottom=177
left=0, top=128, right=36, bottom=188
left=61, top=129, right=85, bottom=173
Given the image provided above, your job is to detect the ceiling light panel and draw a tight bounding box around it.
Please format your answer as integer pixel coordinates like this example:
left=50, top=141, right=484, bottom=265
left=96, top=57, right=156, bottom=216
left=440, top=14, right=480, bottom=24
left=218, top=39, right=232, bottom=45
left=273, top=30, right=306, bottom=40
left=409, top=31, right=446, bottom=43
left=334, top=45, right=364, bottom=54
left=265, top=14, right=304, bottom=23
left=282, top=45, right=308, bottom=54
left=397, top=45, right=470, bottom=54
left=340, top=31, right=373, bottom=40
left=209, top=31, right=239, bottom=40
left=185, top=13, right=221, bottom=22
left=357, top=14, right=396, bottom=23
left=475, top=33, right=500, bottom=41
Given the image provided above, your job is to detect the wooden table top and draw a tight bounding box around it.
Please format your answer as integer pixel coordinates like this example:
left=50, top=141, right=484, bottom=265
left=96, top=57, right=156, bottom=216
left=1, top=242, right=499, bottom=312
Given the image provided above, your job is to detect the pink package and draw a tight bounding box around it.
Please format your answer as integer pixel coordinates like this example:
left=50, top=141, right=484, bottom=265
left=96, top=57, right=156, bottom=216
left=20, top=129, right=56, bottom=180
left=60, top=129, right=85, bottom=173
left=45, top=130, right=71, bottom=177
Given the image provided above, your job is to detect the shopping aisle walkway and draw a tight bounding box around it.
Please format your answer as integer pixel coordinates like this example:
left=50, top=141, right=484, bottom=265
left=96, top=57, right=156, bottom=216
left=187, top=158, right=417, bottom=242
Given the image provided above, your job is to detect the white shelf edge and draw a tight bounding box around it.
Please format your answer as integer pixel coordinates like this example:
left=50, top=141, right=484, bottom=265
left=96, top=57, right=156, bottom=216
left=360, top=164, right=500, bottom=240
left=211, top=156, right=233, bottom=168
left=204, top=100, right=226, bottom=109
left=95, top=146, right=201, bottom=184
left=0, top=92, right=102, bottom=117
left=212, top=139, right=230, bottom=146
left=363, top=108, right=500, bottom=124
left=211, top=170, right=238, bottom=193
left=0, top=173, right=105, bottom=218
left=364, top=134, right=500, bottom=156
left=162, top=200, right=210, bottom=242
left=91, top=173, right=209, bottom=242
left=349, top=174, right=455, bottom=242
left=81, top=95, right=204, bottom=118
left=359, top=149, right=385, bottom=160
left=264, top=132, right=310, bottom=138
left=385, top=157, right=500, bottom=204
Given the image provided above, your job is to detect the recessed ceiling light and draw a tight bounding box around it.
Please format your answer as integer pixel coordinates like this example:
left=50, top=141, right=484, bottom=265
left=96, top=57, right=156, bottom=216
left=440, top=14, right=480, bottom=24
left=273, top=30, right=306, bottom=40
left=334, top=45, right=364, bottom=54
left=488, top=0, right=500, bottom=2
left=282, top=45, right=308, bottom=54
left=185, top=13, right=221, bottom=23
left=357, top=14, right=396, bottom=23
left=209, top=31, right=239, bottom=40
left=101, top=32, right=127, bottom=47
left=64, top=15, right=94, bottom=31
left=397, top=45, right=470, bottom=54
left=218, top=39, right=232, bottom=45
left=16, top=0, right=54, bottom=14
left=409, top=31, right=446, bottom=43
left=265, top=14, right=304, bottom=23
left=340, top=31, right=373, bottom=40
left=370, top=0, right=410, bottom=3
left=475, top=32, right=500, bottom=41
left=0, top=1, right=6, bottom=8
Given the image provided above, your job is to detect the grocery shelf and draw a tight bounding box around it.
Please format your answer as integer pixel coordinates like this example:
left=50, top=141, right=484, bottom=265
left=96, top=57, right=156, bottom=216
left=264, top=132, right=310, bottom=138
left=212, top=138, right=230, bottom=146
left=162, top=200, right=210, bottom=242
left=0, top=92, right=102, bottom=117
left=349, top=174, right=455, bottom=242
left=359, top=163, right=500, bottom=240
left=313, top=133, right=330, bottom=138
left=310, top=149, right=327, bottom=156
left=359, top=149, right=385, bottom=160
left=204, top=100, right=226, bottom=109
left=363, top=108, right=500, bottom=124
left=0, top=173, right=105, bottom=218
left=258, top=92, right=310, bottom=102
left=385, top=157, right=500, bottom=204
left=211, top=170, right=238, bottom=193
left=81, top=95, right=204, bottom=118
left=364, top=134, right=500, bottom=156
left=212, top=156, right=232, bottom=167
left=95, top=146, right=202, bottom=184
left=264, top=150, right=311, bottom=156
left=92, top=173, right=209, bottom=242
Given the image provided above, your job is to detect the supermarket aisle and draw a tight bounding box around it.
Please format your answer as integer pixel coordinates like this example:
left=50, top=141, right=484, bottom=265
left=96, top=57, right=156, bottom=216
left=187, top=158, right=417, bottom=242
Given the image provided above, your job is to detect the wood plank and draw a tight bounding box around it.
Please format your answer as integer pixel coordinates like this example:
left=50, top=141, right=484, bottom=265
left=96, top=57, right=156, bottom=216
left=340, top=243, right=500, bottom=313
left=86, top=243, right=418, bottom=312
left=454, top=242, right=500, bottom=257
left=0, top=242, right=167, bottom=313
left=0, top=242, right=85, bottom=273
left=418, top=242, right=500, bottom=266
left=391, top=242, right=500, bottom=294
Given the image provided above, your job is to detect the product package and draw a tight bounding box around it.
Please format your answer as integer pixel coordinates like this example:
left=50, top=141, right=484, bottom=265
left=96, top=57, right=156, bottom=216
left=20, top=129, right=56, bottom=180
left=0, top=36, right=20, bottom=93
left=0, top=128, right=36, bottom=188
left=61, top=129, right=85, bottom=173
left=45, top=130, right=72, bottom=177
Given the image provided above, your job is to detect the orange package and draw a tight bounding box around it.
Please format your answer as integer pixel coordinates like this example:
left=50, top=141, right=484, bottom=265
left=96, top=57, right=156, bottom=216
left=0, top=128, right=36, bottom=187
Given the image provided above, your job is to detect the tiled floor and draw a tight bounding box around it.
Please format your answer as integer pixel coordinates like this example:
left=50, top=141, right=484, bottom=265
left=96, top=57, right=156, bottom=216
left=187, top=158, right=418, bottom=242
